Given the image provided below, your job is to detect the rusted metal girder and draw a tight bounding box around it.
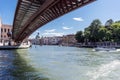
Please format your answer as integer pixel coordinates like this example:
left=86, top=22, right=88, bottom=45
left=12, top=0, right=95, bottom=42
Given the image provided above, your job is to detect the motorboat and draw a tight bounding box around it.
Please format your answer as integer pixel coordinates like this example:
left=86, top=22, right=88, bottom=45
left=93, top=46, right=116, bottom=52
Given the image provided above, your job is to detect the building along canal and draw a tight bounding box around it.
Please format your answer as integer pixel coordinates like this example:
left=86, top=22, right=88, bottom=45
left=0, top=45, right=120, bottom=80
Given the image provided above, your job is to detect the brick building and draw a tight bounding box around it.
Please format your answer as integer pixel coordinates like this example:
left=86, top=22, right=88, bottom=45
left=0, top=18, right=12, bottom=41
left=62, top=34, right=77, bottom=46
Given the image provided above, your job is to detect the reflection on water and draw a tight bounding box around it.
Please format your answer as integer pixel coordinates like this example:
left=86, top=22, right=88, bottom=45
left=0, top=50, right=14, bottom=80
left=1, top=45, right=120, bottom=80
left=0, top=50, right=49, bottom=80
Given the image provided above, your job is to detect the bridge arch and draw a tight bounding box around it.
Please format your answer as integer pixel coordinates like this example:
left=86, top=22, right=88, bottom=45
left=12, top=0, right=95, bottom=42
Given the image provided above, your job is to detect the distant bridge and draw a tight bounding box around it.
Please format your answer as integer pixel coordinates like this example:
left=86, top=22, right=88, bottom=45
left=12, top=0, right=95, bottom=42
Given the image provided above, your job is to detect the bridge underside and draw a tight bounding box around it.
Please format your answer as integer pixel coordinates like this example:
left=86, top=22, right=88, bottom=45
left=12, top=0, right=95, bottom=42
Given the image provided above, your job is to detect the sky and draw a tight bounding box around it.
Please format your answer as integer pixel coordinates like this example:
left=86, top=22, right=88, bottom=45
left=0, top=0, right=120, bottom=38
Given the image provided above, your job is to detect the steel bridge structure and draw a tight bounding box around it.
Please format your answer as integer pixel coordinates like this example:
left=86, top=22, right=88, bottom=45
left=12, top=0, right=95, bottom=42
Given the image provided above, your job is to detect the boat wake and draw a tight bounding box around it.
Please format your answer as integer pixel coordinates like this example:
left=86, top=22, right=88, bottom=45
left=116, top=49, right=120, bottom=52
left=87, top=60, right=120, bottom=80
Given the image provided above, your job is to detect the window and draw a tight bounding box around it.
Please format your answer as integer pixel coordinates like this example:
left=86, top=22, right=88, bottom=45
left=4, top=28, right=6, bottom=32
left=4, top=35, right=6, bottom=38
left=1, top=28, right=3, bottom=33
left=8, top=29, right=10, bottom=32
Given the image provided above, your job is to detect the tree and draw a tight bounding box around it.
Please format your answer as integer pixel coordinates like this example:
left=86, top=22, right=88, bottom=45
left=105, top=30, right=112, bottom=41
left=86, top=19, right=102, bottom=42
left=84, top=27, right=90, bottom=42
left=75, top=31, right=84, bottom=43
left=115, top=20, right=120, bottom=23
left=76, top=19, right=120, bottom=43
left=98, top=26, right=107, bottom=41
left=111, top=22, right=120, bottom=41
left=105, top=19, right=113, bottom=29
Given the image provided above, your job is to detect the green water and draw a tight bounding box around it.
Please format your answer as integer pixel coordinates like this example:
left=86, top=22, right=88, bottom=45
left=0, top=45, right=120, bottom=80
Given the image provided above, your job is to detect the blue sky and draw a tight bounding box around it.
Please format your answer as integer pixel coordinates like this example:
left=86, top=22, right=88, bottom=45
left=0, top=0, right=120, bottom=38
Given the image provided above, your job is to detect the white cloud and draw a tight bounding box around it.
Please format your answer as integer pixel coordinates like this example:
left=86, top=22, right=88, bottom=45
left=42, top=32, right=64, bottom=37
left=29, top=32, right=64, bottom=38
left=29, top=29, right=64, bottom=38
left=73, top=17, right=84, bottom=21
left=43, top=29, right=64, bottom=37
left=45, top=29, right=56, bottom=33
left=36, top=30, right=40, bottom=33
left=62, top=26, right=72, bottom=30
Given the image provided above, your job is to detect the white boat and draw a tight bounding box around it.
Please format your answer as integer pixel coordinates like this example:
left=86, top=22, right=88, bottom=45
left=93, top=47, right=116, bottom=52
left=0, top=41, right=31, bottom=50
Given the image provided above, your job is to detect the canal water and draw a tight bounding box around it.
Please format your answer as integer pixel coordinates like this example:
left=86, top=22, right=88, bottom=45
left=0, top=45, right=120, bottom=80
